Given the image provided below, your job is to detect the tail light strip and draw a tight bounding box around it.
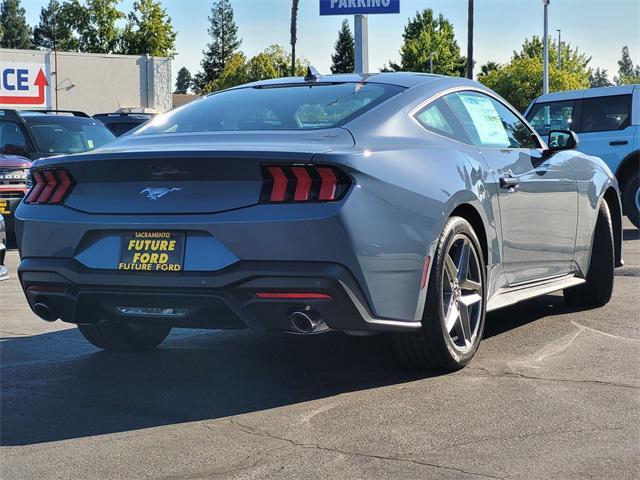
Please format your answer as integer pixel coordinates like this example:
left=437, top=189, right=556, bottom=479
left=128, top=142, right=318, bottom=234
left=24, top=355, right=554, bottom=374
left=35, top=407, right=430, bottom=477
left=261, top=165, right=350, bottom=204
left=25, top=168, right=75, bottom=204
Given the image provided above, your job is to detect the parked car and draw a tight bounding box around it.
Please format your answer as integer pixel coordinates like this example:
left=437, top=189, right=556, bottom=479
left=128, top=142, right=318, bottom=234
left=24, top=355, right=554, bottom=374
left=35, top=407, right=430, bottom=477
left=525, top=84, right=639, bottom=228
left=0, top=109, right=116, bottom=160
left=0, top=213, right=7, bottom=281
left=0, top=154, right=31, bottom=238
left=93, top=112, right=154, bottom=137
left=16, top=72, right=623, bottom=371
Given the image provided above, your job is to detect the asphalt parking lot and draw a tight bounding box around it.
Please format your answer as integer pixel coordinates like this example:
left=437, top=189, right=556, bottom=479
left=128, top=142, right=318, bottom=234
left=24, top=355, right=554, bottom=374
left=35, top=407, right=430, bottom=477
left=1, top=221, right=639, bottom=480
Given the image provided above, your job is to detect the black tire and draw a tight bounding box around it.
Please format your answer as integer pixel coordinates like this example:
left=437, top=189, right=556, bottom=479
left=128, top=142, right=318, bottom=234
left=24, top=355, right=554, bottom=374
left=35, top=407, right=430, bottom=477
left=563, top=201, right=614, bottom=308
left=621, top=171, right=639, bottom=229
left=392, top=217, right=486, bottom=372
left=78, top=322, right=171, bottom=352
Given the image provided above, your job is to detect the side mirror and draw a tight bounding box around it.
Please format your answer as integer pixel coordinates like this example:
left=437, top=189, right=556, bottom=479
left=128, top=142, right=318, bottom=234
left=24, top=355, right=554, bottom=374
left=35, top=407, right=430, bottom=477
left=547, top=130, right=579, bottom=152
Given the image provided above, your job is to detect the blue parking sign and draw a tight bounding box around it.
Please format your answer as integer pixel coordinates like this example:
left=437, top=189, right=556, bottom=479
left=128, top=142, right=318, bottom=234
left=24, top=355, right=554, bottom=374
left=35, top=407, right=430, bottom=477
left=319, top=0, right=400, bottom=16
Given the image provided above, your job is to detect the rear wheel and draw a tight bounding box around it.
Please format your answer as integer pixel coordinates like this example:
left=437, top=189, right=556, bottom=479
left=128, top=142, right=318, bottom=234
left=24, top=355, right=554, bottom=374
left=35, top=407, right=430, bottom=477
left=621, top=171, right=639, bottom=229
left=563, top=201, right=614, bottom=307
left=392, top=217, right=486, bottom=372
left=78, top=322, right=171, bottom=352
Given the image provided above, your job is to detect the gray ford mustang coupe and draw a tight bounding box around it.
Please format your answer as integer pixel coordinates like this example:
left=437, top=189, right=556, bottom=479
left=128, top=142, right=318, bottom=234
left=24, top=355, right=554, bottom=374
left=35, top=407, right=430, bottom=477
left=15, top=72, right=623, bottom=371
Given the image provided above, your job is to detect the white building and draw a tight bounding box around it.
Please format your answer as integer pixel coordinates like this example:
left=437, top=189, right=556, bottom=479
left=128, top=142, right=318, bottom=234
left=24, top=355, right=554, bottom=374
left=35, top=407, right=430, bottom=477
left=0, top=48, right=172, bottom=115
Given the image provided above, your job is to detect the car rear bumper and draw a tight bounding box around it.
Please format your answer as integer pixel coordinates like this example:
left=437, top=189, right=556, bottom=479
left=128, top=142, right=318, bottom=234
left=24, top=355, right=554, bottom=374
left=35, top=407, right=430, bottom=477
left=18, top=258, right=422, bottom=333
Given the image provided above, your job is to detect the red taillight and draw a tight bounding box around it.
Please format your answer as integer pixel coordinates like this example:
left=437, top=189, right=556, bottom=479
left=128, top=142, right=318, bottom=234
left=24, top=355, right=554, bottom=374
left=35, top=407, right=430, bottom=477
left=24, top=168, right=75, bottom=204
left=260, top=165, right=350, bottom=204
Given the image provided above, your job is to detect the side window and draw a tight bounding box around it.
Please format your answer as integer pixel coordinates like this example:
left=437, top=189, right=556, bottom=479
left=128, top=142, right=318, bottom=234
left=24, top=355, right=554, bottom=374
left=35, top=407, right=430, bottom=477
left=0, top=120, right=29, bottom=155
left=414, top=98, right=471, bottom=144
left=526, top=100, right=576, bottom=136
left=581, top=95, right=631, bottom=133
left=445, top=91, right=538, bottom=149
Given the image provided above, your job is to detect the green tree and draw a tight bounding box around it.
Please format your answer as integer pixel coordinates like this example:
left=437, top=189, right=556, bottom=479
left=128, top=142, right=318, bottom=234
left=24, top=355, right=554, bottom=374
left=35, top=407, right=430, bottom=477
left=67, top=0, right=125, bottom=53
left=200, top=45, right=308, bottom=93
left=0, top=0, right=33, bottom=49
left=33, top=0, right=79, bottom=51
left=120, top=0, right=176, bottom=57
left=589, top=67, right=613, bottom=88
left=174, top=66, right=192, bottom=94
left=614, top=46, right=640, bottom=85
left=477, top=61, right=499, bottom=79
left=388, top=9, right=465, bottom=76
left=479, top=37, right=591, bottom=112
left=331, top=19, right=354, bottom=74
left=195, top=0, right=242, bottom=93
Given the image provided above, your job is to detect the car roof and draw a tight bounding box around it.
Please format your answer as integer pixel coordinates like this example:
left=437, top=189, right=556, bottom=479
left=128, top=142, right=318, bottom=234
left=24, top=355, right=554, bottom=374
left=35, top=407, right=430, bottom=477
left=228, top=72, right=448, bottom=90
left=532, top=84, right=638, bottom=103
left=19, top=111, right=101, bottom=125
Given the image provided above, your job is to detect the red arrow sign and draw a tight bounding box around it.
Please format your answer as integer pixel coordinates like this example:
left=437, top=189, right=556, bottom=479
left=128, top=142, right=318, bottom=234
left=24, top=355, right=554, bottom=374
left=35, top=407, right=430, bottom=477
left=0, top=68, right=48, bottom=105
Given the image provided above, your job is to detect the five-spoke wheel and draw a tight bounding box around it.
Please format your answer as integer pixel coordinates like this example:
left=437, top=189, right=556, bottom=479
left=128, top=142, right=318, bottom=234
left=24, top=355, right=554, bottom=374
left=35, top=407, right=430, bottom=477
left=392, top=216, right=486, bottom=371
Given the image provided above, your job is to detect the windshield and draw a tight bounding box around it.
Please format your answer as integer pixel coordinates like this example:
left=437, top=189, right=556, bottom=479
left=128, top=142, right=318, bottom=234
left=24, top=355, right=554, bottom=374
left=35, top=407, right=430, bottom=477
left=28, top=122, right=115, bottom=154
left=136, top=82, right=404, bottom=135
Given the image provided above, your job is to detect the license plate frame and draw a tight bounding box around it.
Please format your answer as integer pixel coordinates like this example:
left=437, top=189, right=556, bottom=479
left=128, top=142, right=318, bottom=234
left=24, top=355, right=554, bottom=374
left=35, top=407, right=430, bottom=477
left=118, top=231, right=185, bottom=273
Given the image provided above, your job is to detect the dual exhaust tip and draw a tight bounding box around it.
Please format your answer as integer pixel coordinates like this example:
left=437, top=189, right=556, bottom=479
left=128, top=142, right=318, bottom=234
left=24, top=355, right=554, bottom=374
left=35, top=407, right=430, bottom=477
left=289, top=310, right=328, bottom=334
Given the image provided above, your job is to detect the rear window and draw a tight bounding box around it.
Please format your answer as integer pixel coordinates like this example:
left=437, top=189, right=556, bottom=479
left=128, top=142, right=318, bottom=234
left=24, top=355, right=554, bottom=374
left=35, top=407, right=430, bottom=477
left=581, top=94, right=631, bottom=133
left=136, top=82, right=404, bottom=134
left=28, top=123, right=115, bottom=154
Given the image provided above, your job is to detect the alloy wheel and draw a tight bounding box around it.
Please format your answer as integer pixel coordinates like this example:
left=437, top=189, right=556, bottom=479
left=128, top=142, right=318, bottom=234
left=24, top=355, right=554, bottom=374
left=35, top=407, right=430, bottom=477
left=441, top=234, right=483, bottom=353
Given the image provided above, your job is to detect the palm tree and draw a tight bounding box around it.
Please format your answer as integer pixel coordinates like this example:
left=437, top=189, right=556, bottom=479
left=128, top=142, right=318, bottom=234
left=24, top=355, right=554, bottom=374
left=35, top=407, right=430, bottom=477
left=290, top=0, right=299, bottom=76
left=477, top=61, right=500, bottom=78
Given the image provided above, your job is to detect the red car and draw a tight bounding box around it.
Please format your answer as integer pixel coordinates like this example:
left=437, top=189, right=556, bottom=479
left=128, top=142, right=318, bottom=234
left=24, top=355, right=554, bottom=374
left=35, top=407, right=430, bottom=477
left=0, top=154, right=31, bottom=238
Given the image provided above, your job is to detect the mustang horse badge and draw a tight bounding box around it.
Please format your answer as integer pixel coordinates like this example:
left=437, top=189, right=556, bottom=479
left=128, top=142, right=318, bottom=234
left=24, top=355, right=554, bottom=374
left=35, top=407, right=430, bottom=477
left=140, top=187, right=182, bottom=200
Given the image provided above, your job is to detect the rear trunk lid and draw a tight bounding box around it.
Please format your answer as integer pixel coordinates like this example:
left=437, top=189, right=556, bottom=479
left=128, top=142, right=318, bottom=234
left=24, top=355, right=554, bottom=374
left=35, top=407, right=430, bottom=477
left=34, top=129, right=354, bottom=215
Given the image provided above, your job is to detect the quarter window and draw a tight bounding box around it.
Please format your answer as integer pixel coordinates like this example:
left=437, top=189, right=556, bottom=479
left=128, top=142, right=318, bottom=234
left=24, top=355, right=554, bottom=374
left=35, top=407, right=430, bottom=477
left=445, top=91, right=538, bottom=149
left=581, top=95, right=631, bottom=132
left=414, top=98, right=470, bottom=143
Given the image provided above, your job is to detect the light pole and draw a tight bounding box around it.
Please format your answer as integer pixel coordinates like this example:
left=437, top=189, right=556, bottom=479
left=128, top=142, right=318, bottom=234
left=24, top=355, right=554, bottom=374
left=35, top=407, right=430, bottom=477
left=556, top=29, right=562, bottom=69
left=354, top=14, right=369, bottom=73
left=467, top=0, right=474, bottom=79
left=543, top=0, right=550, bottom=94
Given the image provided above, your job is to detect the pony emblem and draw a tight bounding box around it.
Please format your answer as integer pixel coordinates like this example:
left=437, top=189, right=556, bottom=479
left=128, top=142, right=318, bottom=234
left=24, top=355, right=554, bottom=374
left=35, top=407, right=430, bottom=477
left=140, top=187, right=182, bottom=200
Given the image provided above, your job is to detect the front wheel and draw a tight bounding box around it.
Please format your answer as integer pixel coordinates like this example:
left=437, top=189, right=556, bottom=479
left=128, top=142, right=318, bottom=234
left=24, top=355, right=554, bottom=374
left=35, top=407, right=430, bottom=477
left=563, top=200, right=614, bottom=308
left=78, top=322, right=171, bottom=352
left=392, top=216, right=486, bottom=372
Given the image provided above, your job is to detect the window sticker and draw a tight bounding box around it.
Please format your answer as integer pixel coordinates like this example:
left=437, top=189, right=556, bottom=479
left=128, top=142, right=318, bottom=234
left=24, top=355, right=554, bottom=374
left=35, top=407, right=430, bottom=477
left=459, top=94, right=510, bottom=146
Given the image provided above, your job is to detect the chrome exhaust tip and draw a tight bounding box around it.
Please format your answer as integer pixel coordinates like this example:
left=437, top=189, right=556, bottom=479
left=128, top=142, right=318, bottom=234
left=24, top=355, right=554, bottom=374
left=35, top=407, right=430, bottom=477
left=34, top=302, right=57, bottom=322
left=289, top=310, right=328, bottom=334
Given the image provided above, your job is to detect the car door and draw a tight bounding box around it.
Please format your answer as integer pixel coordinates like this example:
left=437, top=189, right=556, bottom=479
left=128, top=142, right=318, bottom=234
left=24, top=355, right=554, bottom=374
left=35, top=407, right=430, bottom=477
left=444, top=90, right=578, bottom=285
left=577, top=92, right=635, bottom=174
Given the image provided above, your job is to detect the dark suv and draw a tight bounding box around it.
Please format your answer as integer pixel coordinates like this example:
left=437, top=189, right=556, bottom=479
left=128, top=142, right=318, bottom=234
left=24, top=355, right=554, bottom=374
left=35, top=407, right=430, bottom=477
left=93, top=112, right=154, bottom=136
left=0, top=109, right=115, bottom=160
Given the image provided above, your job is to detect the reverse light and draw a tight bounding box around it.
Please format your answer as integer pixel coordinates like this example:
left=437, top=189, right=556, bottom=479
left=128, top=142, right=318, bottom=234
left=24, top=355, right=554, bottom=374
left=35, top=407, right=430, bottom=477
left=260, top=165, right=350, bottom=204
left=25, top=168, right=75, bottom=204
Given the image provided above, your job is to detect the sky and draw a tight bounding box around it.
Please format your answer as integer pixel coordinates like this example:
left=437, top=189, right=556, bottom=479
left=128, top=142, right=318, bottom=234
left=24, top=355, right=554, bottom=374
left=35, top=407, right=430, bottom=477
left=20, top=0, right=640, bottom=86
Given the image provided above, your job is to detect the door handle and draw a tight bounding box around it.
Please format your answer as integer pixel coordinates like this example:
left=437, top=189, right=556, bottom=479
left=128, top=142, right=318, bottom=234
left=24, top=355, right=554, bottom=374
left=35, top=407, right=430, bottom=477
left=609, top=140, right=628, bottom=146
left=499, top=175, right=520, bottom=191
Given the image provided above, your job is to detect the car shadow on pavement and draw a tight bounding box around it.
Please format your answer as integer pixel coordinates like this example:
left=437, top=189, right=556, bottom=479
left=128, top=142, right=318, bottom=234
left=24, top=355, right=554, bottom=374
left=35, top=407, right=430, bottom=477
left=0, top=292, right=601, bottom=447
left=1, top=327, right=426, bottom=446
left=623, top=228, right=639, bottom=241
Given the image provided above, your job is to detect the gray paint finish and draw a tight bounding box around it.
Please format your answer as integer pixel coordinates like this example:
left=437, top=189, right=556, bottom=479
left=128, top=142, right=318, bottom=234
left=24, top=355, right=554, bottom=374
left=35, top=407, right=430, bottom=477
left=16, top=73, right=623, bottom=327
